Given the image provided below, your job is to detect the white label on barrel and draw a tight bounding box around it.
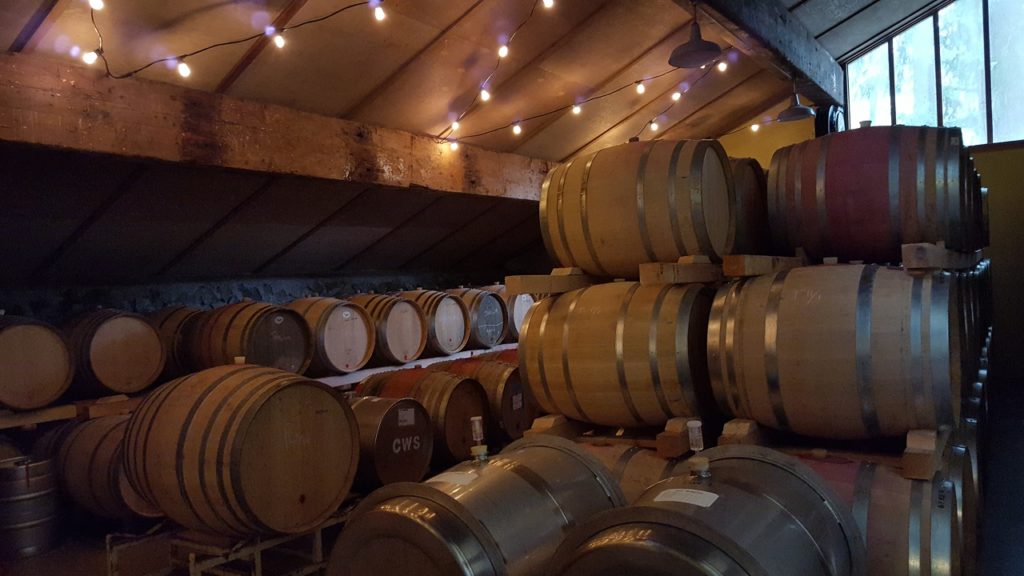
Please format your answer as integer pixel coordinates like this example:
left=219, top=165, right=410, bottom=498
left=431, top=471, right=477, bottom=486
left=397, top=408, right=415, bottom=427
left=653, top=489, right=719, bottom=508
left=512, top=393, right=523, bottom=411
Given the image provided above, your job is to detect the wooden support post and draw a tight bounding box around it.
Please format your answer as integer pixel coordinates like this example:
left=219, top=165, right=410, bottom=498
left=639, top=256, right=724, bottom=286
left=0, top=404, right=78, bottom=431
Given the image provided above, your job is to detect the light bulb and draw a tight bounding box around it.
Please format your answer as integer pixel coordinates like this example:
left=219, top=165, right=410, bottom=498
left=700, top=64, right=706, bottom=70
left=512, top=124, right=522, bottom=135
left=177, top=61, right=191, bottom=78
left=374, top=6, right=386, bottom=20
left=572, top=105, right=582, bottom=115
left=480, top=88, right=491, bottom=101
left=82, top=51, right=98, bottom=65
left=89, top=0, right=105, bottom=10
left=498, top=45, right=509, bottom=58
left=273, top=34, right=286, bottom=48
left=751, top=124, right=760, bottom=132
left=449, top=141, right=459, bottom=151
left=671, top=91, right=681, bottom=101
left=451, top=121, right=460, bottom=131
left=649, top=121, right=659, bottom=132
left=717, top=61, right=728, bottom=72
left=635, top=82, right=645, bottom=94
left=543, top=0, right=554, bottom=8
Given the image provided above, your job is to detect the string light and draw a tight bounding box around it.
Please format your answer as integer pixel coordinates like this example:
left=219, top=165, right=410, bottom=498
left=374, top=5, right=386, bottom=21
left=177, top=61, right=191, bottom=78
left=449, top=140, right=459, bottom=151
left=751, top=123, right=760, bottom=132
left=512, top=123, right=523, bottom=135
left=649, top=121, right=659, bottom=132
left=671, top=91, right=682, bottom=101
left=717, top=61, right=728, bottom=72
left=543, top=0, right=555, bottom=7
left=273, top=34, right=286, bottom=48
left=82, top=50, right=99, bottom=65
left=451, top=121, right=460, bottom=131
left=89, top=0, right=105, bottom=10
left=498, top=45, right=509, bottom=58
left=480, top=88, right=491, bottom=102
left=635, top=82, right=646, bottom=94
left=572, top=105, right=582, bottom=115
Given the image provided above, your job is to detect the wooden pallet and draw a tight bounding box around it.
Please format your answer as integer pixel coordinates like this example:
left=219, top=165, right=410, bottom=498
left=525, top=414, right=701, bottom=459
left=902, top=242, right=983, bottom=270
left=717, top=418, right=950, bottom=481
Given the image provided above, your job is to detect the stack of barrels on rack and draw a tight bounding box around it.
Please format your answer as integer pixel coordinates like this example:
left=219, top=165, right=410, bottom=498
left=322, top=128, right=991, bottom=576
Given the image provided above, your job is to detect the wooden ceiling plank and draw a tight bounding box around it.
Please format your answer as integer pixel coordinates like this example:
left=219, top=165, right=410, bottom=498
left=651, top=67, right=767, bottom=141
left=215, top=0, right=311, bottom=94
left=332, top=194, right=445, bottom=270
left=453, top=208, right=539, bottom=268
left=0, top=52, right=552, bottom=201
left=394, top=197, right=503, bottom=269
left=8, top=0, right=67, bottom=53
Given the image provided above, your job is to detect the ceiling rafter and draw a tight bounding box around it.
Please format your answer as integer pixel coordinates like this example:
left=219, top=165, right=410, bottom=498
left=215, top=0, right=310, bottom=94
left=8, top=0, right=68, bottom=52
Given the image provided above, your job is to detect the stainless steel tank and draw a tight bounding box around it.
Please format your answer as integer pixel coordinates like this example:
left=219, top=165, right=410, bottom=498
left=1, top=457, right=59, bottom=560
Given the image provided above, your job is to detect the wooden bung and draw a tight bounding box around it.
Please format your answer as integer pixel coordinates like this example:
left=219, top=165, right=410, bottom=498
left=446, top=288, right=508, bottom=349
left=395, top=290, right=470, bottom=356
left=347, top=294, right=427, bottom=365
left=64, top=309, right=165, bottom=397
left=708, top=264, right=961, bottom=439
left=123, top=365, right=359, bottom=537
left=519, top=281, right=716, bottom=428
left=357, top=368, right=488, bottom=466
left=188, top=301, right=312, bottom=374
left=286, top=297, right=375, bottom=375
left=0, top=316, right=74, bottom=410
left=540, top=139, right=736, bottom=278
left=348, top=396, right=433, bottom=489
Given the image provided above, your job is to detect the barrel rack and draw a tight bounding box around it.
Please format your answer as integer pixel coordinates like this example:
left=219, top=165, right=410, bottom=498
left=0, top=394, right=144, bottom=432
left=524, top=414, right=699, bottom=459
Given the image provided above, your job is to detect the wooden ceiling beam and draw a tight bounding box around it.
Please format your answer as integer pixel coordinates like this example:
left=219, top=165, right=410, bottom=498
left=0, top=52, right=552, bottom=201
left=7, top=0, right=68, bottom=53
left=676, top=0, right=845, bottom=105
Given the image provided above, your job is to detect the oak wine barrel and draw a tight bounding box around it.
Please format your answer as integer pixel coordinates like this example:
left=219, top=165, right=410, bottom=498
left=480, top=284, right=536, bottom=343
left=434, top=357, right=538, bottom=442
left=801, top=455, right=960, bottom=576
left=0, top=316, right=74, bottom=410
left=768, top=126, right=975, bottom=262
left=189, top=301, right=312, bottom=374
left=581, top=444, right=686, bottom=504
left=396, top=290, right=470, bottom=356
left=729, top=157, right=771, bottom=254
left=520, top=282, right=715, bottom=428
left=708, top=265, right=960, bottom=439
left=549, top=446, right=865, bottom=576
left=347, top=294, right=427, bottom=365
left=286, top=297, right=375, bottom=375
left=446, top=288, right=508, bottom=349
left=944, top=439, right=977, bottom=575
left=30, top=423, right=75, bottom=461
left=541, top=139, right=736, bottom=277
left=148, top=306, right=202, bottom=379
left=1, top=457, right=59, bottom=560
left=348, top=396, right=433, bottom=489
left=57, top=416, right=161, bottom=520
left=123, top=365, right=359, bottom=537
left=328, top=435, right=625, bottom=576
left=357, top=368, right=488, bottom=465
left=64, top=309, right=165, bottom=397
left=479, top=348, right=518, bottom=365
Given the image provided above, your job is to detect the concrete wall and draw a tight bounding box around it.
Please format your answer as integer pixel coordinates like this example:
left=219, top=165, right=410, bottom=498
left=972, top=142, right=1024, bottom=384
left=718, top=98, right=815, bottom=168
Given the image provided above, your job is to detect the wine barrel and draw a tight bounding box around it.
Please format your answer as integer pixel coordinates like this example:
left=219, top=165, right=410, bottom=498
left=0, top=458, right=59, bottom=560
left=357, top=368, right=488, bottom=465
left=0, top=436, right=21, bottom=460
left=730, top=157, right=771, bottom=254
left=348, top=396, right=433, bottom=489
left=328, top=435, right=625, bottom=576
left=396, top=290, right=470, bottom=356
left=447, top=288, right=508, bottom=349
left=57, top=416, right=161, bottom=520
left=708, top=265, right=960, bottom=439
left=581, top=444, right=686, bottom=504
left=286, top=298, right=375, bottom=375
left=0, top=316, right=74, bottom=410
left=65, top=309, right=165, bottom=397
left=123, top=365, right=359, bottom=537
left=479, top=348, right=518, bottom=365
left=801, top=455, right=960, bottom=576
left=30, top=423, right=75, bottom=461
left=148, top=306, right=202, bottom=379
left=768, top=126, right=972, bottom=262
left=347, top=294, right=427, bottom=365
left=944, top=439, right=977, bottom=575
left=434, top=358, right=538, bottom=442
left=549, top=445, right=866, bottom=576
left=520, top=282, right=715, bottom=428
left=541, top=139, right=736, bottom=277
left=189, top=301, right=312, bottom=374
left=480, top=284, right=536, bottom=343
left=980, top=186, right=990, bottom=247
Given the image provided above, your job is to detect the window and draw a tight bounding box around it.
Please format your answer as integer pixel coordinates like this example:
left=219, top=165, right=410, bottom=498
left=845, top=0, right=1024, bottom=145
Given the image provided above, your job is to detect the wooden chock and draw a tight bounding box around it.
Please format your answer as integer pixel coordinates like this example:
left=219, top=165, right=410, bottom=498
left=639, top=257, right=723, bottom=286
left=505, top=269, right=594, bottom=297
left=722, top=255, right=806, bottom=277
left=717, top=418, right=764, bottom=446
left=523, top=414, right=589, bottom=440
left=655, top=417, right=699, bottom=459
left=233, top=356, right=247, bottom=365
left=900, top=429, right=949, bottom=480
left=901, top=243, right=983, bottom=271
